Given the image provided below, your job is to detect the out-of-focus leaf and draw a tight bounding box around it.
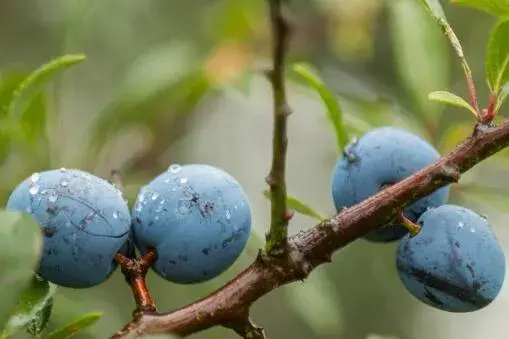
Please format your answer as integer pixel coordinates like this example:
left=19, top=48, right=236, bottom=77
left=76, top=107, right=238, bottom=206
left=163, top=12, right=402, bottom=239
left=8, top=54, right=85, bottom=119
left=290, top=62, right=349, bottom=152
left=262, top=189, right=326, bottom=221
left=418, top=0, right=447, bottom=19
left=486, top=19, right=509, bottom=92
left=47, top=312, right=102, bottom=339
left=139, top=335, right=180, bottom=339
left=207, top=0, right=263, bottom=42
left=0, top=211, right=43, bottom=333
left=85, top=43, right=212, bottom=165
left=440, top=122, right=473, bottom=151
left=451, top=0, right=509, bottom=17
left=496, top=82, right=509, bottom=113
left=428, top=91, right=477, bottom=116
left=3, top=276, right=57, bottom=337
left=284, top=269, right=344, bottom=337
left=388, top=0, right=450, bottom=125
left=366, top=334, right=400, bottom=339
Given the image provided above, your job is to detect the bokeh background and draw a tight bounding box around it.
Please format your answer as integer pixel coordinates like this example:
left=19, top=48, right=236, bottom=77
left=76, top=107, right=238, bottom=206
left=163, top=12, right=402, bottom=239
left=1, top=0, right=508, bottom=338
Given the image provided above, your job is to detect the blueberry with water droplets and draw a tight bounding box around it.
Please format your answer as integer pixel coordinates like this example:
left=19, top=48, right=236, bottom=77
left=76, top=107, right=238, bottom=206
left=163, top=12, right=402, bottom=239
left=331, top=127, right=450, bottom=242
left=6, top=169, right=131, bottom=288
left=396, top=205, right=506, bottom=312
left=132, top=164, right=252, bottom=284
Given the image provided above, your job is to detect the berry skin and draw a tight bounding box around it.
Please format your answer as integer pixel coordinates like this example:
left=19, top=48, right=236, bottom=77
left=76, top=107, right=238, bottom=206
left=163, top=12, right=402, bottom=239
left=396, top=205, right=506, bottom=312
left=6, top=169, right=131, bottom=288
left=331, top=127, right=450, bottom=242
left=132, top=164, right=252, bottom=284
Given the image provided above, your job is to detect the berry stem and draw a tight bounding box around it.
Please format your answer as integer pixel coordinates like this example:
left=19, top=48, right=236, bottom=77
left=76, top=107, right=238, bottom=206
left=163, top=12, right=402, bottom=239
left=264, top=0, right=294, bottom=256
left=397, top=214, right=421, bottom=237
left=116, top=250, right=158, bottom=314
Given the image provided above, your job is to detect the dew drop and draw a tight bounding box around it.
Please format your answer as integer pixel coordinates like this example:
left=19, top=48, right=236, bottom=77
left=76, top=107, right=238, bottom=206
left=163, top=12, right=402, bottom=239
left=48, top=190, right=58, bottom=203
left=30, top=172, right=40, bottom=183
left=113, top=210, right=119, bottom=219
left=168, top=164, right=182, bottom=174
left=164, top=178, right=171, bottom=183
left=470, top=228, right=476, bottom=233
left=225, top=210, right=231, bottom=220
left=458, top=222, right=464, bottom=228
left=180, top=177, right=188, bottom=184
left=177, top=199, right=189, bottom=214
left=29, top=185, right=39, bottom=195
left=60, top=179, right=69, bottom=187
left=151, top=192, right=159, bottom=200
left=138, top=192, right=145, bottom=202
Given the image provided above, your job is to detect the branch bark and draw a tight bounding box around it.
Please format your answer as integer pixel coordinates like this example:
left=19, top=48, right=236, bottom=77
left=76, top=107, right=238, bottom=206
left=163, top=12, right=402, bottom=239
left=112, top=120, right=509, bottom=338
left=265, top=0, right=293, bottom=256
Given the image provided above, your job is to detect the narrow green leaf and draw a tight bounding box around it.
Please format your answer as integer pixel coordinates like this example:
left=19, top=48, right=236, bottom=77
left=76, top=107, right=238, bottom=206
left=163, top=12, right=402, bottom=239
left=486, top=19, right=509, bottom=92
left=3, top=276, right=57, bottom=336
left=451, top=0, right=509, bottom=17
left=388, top=0, right=451, bottom=123
left=496, top=82, right=509, bottom=112
left=8, top=54, right=86, bottom=119
left=47, top=312, right=102, bottom=339
left=263, top=189, right=326, bottom=221
left=25, top=296, right=53, bottom=337
left=428, top=90, right=477, bottom=115
left=290, top=62, right=349, bottom=152
left=0, top=211, right=43, bottom=333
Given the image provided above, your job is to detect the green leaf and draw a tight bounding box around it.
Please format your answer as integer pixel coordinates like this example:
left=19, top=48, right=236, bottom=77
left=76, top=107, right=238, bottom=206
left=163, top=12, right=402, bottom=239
left=8, top=54, right=86, bottom=120
left=428, top=90, right=477, bottom=115
left=25, top=295, right=53, bottom=337
left=0, top=211, right=43, bottom=333
left=496, top=82, right=509, bottom=112
left=290, top=62, right=349, bottom=152
left=47, top=312, right=102, bottom=339
left=388, top=0, right=450, bottom=124
left=451, top=0, right=509, bottom=17
left=3, top=276, right=57, bottom=336
left=263, top=189, right=326, bottom=221
left=486, top=19, right=509, bottom=92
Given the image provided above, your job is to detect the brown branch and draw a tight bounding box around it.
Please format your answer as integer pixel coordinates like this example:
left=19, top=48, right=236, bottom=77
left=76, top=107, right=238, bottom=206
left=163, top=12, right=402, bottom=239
left=264, top=0, right=293, bottom=256
left=111, top=120, right=509, bottom=338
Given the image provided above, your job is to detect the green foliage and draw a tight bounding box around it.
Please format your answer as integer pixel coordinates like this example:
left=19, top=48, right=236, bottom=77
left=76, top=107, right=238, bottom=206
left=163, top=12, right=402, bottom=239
left=388, top=0, right=450, bottom=126
left=263, top=189, right=326, bottom=221
left=47, top=312, right=102, bottom=339
left=496, top=82, right=509, bottom=112
left=0, top=211, right=43, bottom=333
left=3, top=276, right=57, bottom=337
left=452, top=0, right=509, bottom=17
left=7, top=54, right=85, bottom=119
left=290, top=62, right=349, bottom=152
left=428, top=91, right=477, bottom=115
left=139, top=335, right=181, bottom=339
left=486, top=19, right=509, bottom=92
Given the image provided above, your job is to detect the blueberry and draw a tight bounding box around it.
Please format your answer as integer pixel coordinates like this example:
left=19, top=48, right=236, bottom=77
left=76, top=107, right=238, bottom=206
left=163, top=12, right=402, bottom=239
left=6, top=169, right=131, bottom=288
left=331, top=127, right=450, bottom=242
left=396, top=205, right=506, bottom=312
left=132, top=164, right=252, bottom=284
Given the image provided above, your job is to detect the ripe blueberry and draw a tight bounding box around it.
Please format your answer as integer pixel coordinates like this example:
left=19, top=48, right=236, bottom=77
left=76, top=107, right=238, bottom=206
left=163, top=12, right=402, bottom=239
left=396, top=205, right=506, bottom=312
left=331, top=127, right=450, bottom=242
left=132, top=164, right=252, bottom=284
left=6, top=169, right=131, bottom=288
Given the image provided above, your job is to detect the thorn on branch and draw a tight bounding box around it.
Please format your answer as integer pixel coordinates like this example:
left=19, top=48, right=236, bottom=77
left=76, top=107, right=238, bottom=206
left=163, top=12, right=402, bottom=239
left=226, top=317, right=267, bottom=339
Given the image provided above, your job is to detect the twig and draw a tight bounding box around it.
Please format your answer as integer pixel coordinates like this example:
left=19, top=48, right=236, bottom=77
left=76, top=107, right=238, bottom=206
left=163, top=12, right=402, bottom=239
left=265, top=0, right=293, bottom=256
left=112, top=119, right=509, bottom=338
left=226, top=317, right=267, bottom=339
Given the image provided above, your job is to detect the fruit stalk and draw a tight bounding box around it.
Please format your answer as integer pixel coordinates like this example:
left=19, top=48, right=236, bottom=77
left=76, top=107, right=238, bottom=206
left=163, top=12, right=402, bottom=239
left=112, top=120, right=509, bottom=338
left=264, top=0, right=293, bottom=256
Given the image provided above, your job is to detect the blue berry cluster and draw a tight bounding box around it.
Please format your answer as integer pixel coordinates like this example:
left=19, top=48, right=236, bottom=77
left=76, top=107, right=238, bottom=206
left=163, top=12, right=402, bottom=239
left=6, top=165, right=252, bottom=287
left=331, top=126, right=506, bottom=312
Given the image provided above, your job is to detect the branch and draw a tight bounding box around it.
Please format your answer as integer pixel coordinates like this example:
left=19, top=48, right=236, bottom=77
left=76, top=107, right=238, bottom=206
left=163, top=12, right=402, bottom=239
left=265, top=0, right=293, bottom=256
left=112, top=120, right=509, bottom=338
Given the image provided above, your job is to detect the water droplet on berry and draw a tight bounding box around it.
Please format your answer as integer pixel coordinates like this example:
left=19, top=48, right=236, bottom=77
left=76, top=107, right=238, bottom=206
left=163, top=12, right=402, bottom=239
left=30, top=173, right=40, bottom=183
left=225, top=209, right=231, bottom=220
left=168, top=164, right=182, bottom=173
left=151, top=192, right=158, bottom=200
left=48, top=190, right=58, bottom=203
left=29, top=185, right=39, bottom=195
left=113, top=210, right=119, bottom=219
left=60, top=179, right=69, bottom=187
left=180, top=177, right=188, bottom=184
left=458, top=222, right=464, bottom=228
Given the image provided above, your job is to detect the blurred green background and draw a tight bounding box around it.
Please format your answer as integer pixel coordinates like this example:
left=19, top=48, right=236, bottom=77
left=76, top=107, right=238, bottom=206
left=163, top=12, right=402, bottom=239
left=1, top=0, right=509, bottom=338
